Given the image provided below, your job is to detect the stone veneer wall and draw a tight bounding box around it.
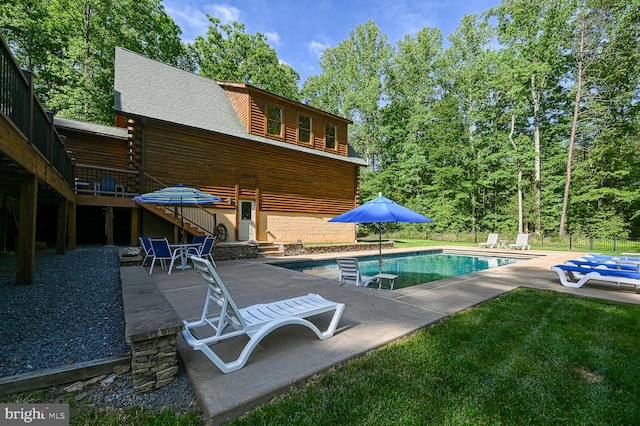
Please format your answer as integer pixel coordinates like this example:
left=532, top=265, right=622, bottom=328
left=274, top=241, right=395, bottom=256
left=213, top=243, right=259, bottom=260
left=130, top=334, right=180, bottom=393
left=121, top=267, right=184, bottom=393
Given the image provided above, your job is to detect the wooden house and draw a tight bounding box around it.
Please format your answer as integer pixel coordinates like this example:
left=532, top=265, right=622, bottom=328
left=0, top=37, right=366, bottom=284
left=106, top=47, right=366, bottom=243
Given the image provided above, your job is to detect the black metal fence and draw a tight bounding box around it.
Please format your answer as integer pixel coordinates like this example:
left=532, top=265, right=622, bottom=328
left=423, top=232, right=640, bottom=254
left=0, top=36, right=75, bottom=186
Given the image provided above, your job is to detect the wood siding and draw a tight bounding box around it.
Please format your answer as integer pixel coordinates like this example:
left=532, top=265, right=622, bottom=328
left=139, top=120, right=358, bottom=215
left=223, top=87, right=250, bottom=131
left=220, top=83, right=351, bottom=158
left=61, top=130, right=129, bottom=170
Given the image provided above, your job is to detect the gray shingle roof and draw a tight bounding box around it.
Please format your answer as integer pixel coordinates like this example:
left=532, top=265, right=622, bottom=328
left=54, top=117, right=128, bottom=139
left=114, top=47, right=366, bottom=166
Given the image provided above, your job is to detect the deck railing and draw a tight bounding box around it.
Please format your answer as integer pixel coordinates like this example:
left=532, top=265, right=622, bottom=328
left=0, top=36, right=75, bottom=186
left=75, top=164, right=138, bottom=197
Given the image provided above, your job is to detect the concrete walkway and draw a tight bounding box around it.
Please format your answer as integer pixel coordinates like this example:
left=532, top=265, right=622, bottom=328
left=149, top=246, right=640, bottom=424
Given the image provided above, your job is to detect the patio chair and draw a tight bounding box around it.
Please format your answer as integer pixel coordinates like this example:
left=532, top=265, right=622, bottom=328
left=336, top=258, right=377, bottom=287
left=508, top=233, right=530, bottom=250
left=187, top=236, right=217, bottom=267
left=139, top=236, right=153, bottom=266
left=551, top=263, right=640, bottom=292
left=182, top=255, right=345, bottom=373
left=192, top=235, right=206, bottom=248
left=478, top=233, right=499, bottom=248
left=148, top=238, right=182, bottom=274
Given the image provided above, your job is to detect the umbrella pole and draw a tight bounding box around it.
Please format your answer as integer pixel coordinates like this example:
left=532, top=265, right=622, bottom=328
left=378, top=223, right=383, bottom=274
left=180, top=199, right=185, bottom=243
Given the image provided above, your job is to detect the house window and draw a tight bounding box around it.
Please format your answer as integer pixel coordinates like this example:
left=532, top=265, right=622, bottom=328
left=267, top=105, right=282, bottom=136
left=298, top=115, right=311, bottom=143
left=325, top=123, right=336, bottom=149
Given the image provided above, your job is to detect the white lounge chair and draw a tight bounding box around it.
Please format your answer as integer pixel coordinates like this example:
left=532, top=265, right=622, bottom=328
left=478, top=233, right=499, bottom=248
left=336, top=258, right=377, bottom=287
left=508, top=233, right=530, bottom=250
left=182, top=256, right=346, bottom=374
left=551, top=263, right=640, bottom=292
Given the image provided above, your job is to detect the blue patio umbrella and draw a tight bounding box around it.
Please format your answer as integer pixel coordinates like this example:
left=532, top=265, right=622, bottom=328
left=329, top=195, right=433, bottom=273
left=133, top=183, right=222, bottom=242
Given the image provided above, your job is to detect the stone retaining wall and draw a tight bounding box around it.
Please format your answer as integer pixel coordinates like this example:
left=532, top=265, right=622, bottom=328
left=274, top=241, right=394, bottom=256
left=213, top=243, right=259, bottom=260
left=130, top=335, right=179, bottom=393
left=121, top=267, right=184, bottom=393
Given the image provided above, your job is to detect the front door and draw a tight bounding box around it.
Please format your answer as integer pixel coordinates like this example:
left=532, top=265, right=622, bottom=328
left=238, top=200, right=256, bottom=241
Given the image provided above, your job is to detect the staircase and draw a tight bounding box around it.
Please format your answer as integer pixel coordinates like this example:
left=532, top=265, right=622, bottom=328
left=137, top=203, right=203, bottom=237
left=257, top=242, right=282, bottom=258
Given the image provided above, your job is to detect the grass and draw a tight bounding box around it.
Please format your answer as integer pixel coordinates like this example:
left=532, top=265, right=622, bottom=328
left=229, top=288, right=640, bottom=425
left=1, top=390, right=203, bottom=426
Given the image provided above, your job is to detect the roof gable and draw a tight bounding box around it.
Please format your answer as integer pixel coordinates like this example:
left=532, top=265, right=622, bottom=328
left=113, top=48, right=366, bottom=166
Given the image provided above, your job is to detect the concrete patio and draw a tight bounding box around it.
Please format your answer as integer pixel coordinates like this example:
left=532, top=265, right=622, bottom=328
left=146, top=246, right=640, bottom=424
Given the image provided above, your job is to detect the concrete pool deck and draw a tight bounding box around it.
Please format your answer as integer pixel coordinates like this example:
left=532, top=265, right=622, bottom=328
left=150, top=246, right=640, bottom=424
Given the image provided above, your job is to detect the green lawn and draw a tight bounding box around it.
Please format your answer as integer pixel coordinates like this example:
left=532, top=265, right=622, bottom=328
left=230, top=288, right=640, bottom=425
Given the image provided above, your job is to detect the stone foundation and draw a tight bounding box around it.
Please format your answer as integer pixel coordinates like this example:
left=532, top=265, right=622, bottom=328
left=275, top=241, right=395, bottom=256
left=121, top=267, right=184, bottom=393
left=213, top=243, right=259, bottom=260
left=130, top=334, right=180, bottom=393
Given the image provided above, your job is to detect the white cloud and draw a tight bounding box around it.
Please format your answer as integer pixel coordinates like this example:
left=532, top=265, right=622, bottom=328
left=208, top=4, right=241, bottom=24
left=308, top=40, right=331, bottom=58
left=164, top=3, right=211, bottom=42
left=264, top=32, right=281, bottom=46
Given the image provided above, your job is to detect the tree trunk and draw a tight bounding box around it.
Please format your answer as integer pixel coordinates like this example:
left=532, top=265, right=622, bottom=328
left=559, top=16, right=585, bottom=237
left=531, top=74, right=543, bottom=235
left=508, top=114, right=523, bottom=233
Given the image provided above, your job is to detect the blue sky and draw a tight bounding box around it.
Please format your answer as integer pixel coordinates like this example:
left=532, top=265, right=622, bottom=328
left=162, top=0, right=500, bottom=84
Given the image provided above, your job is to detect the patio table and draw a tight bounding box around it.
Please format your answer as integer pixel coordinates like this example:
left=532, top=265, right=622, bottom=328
left=170, top=243, right=200, bottom=271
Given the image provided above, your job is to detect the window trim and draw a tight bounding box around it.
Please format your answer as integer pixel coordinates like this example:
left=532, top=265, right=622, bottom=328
left=298, top=114, right=312, bottom=144
left=266, top=103, right=283, bottom=138
left=325, top=122, right=337, bottom=150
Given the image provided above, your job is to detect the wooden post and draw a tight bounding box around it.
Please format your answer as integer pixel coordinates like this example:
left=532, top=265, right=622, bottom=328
left=0, top=194, right=8, bottom=252
left=17, top=175, right=37, bottom=285
left=67, top=200, right=76, bottom=250
left=105, top=206, right=114, bottom=245
left=56, top=198, right=68, bottom=254
left=130, top=207, right=138, bottom=246
left=234, top=183, right=240, bottom=241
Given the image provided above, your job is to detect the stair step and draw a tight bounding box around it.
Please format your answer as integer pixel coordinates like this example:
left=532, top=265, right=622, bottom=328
left=256, top=242, right=281, bottom=257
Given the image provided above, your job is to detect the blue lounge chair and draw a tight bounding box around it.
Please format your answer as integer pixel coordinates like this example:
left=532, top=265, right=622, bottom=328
left=551, top=263, right=640, bottom=292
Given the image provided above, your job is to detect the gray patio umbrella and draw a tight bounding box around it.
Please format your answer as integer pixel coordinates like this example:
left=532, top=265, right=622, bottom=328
left=329, top=195, right=433, bottom=273
left=133, top=183, right=222, bottom=242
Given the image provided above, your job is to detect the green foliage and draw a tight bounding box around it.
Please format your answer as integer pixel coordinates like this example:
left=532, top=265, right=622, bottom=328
left=301, top=21, right=392, bottom=160
left=2, top=0, right=639, bottom=236
left=0, top=0, right=189, bottom=124
left=188, top=18, right=300, bottom=101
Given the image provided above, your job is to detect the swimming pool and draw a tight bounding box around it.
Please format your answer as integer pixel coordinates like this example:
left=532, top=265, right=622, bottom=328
left=275, top=250, right=525, bottom=290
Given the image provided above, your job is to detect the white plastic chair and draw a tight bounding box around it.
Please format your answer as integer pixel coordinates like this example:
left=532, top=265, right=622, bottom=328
left=182, top=256, right=345, bottom=373
left=478, top=233, right=499, bottom=248
left=336, top=258, right=377, bottom=286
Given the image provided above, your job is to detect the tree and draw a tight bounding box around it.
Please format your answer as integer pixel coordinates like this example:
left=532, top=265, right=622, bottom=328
left=189, top=17, right=300, bottom=101
left=492, top=0, right=576, bottom=235
left=0, top=0, right=188, bottom=124
left=301, top=21, right=392, bottom=162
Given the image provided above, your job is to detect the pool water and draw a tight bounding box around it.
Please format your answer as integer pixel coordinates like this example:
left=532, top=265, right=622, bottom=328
left=275, top=251, right=523, bottom=290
